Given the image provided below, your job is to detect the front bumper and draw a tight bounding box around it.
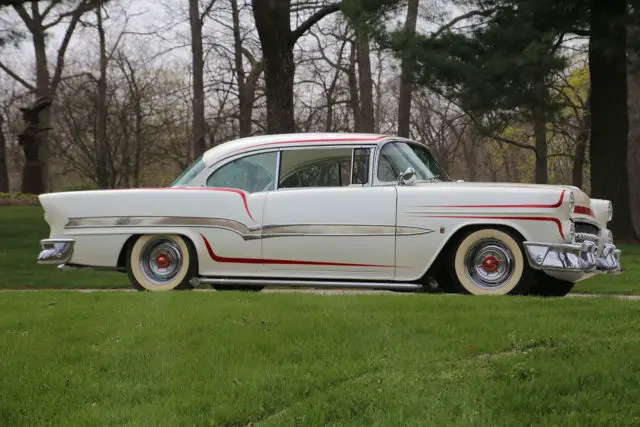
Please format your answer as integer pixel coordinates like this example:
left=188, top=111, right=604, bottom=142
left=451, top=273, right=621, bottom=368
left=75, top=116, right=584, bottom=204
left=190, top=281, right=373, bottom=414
left=37, top=239, right=75, bottom=265
left=523, top=240, right=622, bottom=274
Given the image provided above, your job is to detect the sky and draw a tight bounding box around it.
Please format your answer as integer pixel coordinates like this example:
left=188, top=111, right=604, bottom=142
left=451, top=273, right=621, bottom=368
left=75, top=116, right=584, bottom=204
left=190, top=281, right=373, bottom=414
left=0, top=0, right=460, bottom=103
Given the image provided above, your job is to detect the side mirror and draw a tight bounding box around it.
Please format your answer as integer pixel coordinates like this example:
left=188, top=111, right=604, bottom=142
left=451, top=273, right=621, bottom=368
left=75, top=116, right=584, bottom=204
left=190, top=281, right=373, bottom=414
left=398, top=167, right=416, bottom=186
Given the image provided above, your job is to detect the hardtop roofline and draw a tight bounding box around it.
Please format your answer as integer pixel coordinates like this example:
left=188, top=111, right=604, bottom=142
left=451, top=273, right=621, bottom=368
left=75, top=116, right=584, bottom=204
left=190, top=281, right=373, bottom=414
left=201, top=133, right=392, bottom=167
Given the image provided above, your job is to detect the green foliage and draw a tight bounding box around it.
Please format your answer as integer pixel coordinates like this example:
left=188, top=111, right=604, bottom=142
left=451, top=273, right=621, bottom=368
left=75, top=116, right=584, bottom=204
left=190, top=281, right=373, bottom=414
left=341, top=0, right=404, bottom=33
left=59, top=182, right=100, bottom=192
left=0, top=192, right=39, bottom=201
left=387, top=1, right=569, bottom=122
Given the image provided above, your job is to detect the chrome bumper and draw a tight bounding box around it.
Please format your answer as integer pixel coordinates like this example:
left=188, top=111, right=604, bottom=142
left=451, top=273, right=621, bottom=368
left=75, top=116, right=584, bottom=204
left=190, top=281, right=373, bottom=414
left=37, top=239, right=75, bottom=265
left=523, top=240, right=622, bottom=274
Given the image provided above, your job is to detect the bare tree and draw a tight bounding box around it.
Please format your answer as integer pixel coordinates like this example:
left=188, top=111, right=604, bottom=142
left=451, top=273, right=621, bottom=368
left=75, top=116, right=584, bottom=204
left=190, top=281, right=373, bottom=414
left=188, top=0, right=217, bottom=158
left=397, top=0, right=419, bottom=137
left=228, top=0, right=262, bottom=137
left=0, top=0, right=105, bottom=193
left=252, top=0, right=341, bottom=133
left=0, top=112, right=8, bottom=191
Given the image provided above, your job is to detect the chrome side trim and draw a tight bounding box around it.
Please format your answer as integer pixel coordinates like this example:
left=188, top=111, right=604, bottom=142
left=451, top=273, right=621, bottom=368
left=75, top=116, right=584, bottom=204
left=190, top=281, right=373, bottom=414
left=190, top=276, right=423, bottom=291
left=523, top=240, right=622, bottom=274
left=64, top=216, right=434, bottom=239
left=38, top=239, right=75, bottom=265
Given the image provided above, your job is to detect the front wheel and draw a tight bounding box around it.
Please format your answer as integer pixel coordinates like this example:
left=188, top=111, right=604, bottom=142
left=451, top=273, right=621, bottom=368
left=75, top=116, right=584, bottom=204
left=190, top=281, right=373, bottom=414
left=448, top=228, right=533, bottom=295
left=127, top=234, right=197, bottom=291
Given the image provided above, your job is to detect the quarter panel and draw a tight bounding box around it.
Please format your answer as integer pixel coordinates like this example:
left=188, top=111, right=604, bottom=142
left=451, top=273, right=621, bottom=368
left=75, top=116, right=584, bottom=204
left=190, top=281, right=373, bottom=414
left=41, top=188, right=269, bottom=275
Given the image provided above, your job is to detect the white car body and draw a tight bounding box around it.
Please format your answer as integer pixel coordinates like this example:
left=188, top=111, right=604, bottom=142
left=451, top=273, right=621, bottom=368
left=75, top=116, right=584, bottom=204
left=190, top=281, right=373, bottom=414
left=37, top=133, right=622, bottom=294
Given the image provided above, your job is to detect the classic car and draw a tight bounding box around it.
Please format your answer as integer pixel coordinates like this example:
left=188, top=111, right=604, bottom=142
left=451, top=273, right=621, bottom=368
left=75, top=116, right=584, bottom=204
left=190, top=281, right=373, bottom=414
left=37, top=133, right=622, bottom=296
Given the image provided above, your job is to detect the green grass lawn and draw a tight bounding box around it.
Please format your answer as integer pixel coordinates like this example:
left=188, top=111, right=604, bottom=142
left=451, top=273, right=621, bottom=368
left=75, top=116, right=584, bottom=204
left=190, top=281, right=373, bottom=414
left=1, top=292, right=639, bottom=426
left=1, top=205, right=638, bottom=294
left=0, top=205, right=129, bottom=289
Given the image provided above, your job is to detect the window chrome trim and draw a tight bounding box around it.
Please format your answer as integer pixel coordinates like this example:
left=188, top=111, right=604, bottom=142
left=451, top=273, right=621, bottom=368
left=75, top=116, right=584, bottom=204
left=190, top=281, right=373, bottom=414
left=273, top=149, right=282, bottom=191
left=191, top=143, right=379, bottom=192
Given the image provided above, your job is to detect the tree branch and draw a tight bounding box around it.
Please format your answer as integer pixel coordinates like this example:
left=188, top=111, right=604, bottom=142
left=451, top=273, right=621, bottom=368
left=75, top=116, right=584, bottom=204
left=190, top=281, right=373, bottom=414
left=51, top=0, right=104, bottom=95
left=199, top=0, right=217, bottom=25
left=12, top=3, right=32, bottom=28
left=432, top=9, right=495, bottom=37
left=0, top=61, right=35, bottom=91
left=291, top=3, right=341, bottom=43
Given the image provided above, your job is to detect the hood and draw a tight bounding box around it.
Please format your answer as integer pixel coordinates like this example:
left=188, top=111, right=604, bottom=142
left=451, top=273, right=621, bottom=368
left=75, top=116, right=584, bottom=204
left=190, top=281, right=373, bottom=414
left=426, top=181, right=591, bottom=205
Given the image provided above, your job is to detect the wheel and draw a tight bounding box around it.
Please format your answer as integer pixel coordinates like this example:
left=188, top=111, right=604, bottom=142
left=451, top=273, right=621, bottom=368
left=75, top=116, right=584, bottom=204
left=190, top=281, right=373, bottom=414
left=448, top=228, right=533, bottom=295
left=530, top=275, right=575, bottom=297
left=212, top=285, right=264, bottom=292
left=127, top=234, right=197, bottom=291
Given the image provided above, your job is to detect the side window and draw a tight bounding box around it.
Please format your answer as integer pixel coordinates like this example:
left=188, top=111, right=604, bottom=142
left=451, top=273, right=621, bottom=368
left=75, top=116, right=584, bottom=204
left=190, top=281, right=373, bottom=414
left=278, top=147, right=351, bottom=188
left=206, top=152, right=277, bottom=193
left=278, top=147, right=372, bottom=189
left=351, top=148, right=371, bottom=185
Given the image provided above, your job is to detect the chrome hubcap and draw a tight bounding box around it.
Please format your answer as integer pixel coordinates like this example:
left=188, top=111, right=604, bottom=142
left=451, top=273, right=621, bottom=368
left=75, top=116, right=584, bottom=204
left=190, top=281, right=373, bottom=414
left=139, top=238, right=183, bottom=285
left=464, top=239, right=515, bottom=290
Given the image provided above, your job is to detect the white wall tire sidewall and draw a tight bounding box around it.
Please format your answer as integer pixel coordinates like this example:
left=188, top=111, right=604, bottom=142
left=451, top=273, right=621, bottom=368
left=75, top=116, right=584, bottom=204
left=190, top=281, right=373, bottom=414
left=453, top=229, right=524, bottom=295
left=129, top=235, right=191, bottom=292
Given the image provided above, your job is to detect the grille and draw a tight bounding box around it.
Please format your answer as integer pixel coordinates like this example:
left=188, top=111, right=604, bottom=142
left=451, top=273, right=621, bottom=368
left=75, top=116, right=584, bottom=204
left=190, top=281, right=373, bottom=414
left=574, top=220, right=600, bottom=245
left=575, top=221, right=600, bottom=236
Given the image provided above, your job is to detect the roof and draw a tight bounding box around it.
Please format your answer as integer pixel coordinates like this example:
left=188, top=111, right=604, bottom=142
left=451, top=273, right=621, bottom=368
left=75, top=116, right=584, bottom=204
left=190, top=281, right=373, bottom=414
left=201, top=132, right=390, bottom=166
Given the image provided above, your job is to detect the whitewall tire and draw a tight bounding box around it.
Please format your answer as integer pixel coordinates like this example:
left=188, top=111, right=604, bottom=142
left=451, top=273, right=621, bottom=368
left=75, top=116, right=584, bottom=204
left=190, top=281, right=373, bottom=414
left=449, top=228, right=532, bottom=295
left=127, top=234, right=196, bottom=291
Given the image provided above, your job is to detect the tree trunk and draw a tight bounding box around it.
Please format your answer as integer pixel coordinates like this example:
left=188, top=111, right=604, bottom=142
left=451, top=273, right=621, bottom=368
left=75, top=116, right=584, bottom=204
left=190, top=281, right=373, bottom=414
left=355, top=28, right=374, bottom=132
left=189, top=0, right=207, bottom=156
left=253, top=1, right=340, bottom=134
left=532, top=108, right=548, bottom=184
left=231, top=0, right=251, bottom=137
left=397, top=0, right=419, bottom=138
left=572, top=90, right=590, bottom=189
left=26, top=25, right=51, bottom=194
left=252, top=1, right=294, bottom=133
left=95, top=5, right=109, bottom=188
left=627, top=29, right=640, bottom=239
left=0, top=113, right=8, bottom=192
left=347, top=41, right=360, bottom=130
left=589, top=0, right=635, bottom=239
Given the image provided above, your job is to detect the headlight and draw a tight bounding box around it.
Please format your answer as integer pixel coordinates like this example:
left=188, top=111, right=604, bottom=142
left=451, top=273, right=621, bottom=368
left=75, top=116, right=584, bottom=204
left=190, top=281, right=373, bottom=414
left=607, top=201, right=613, bottom=222
left=567, top=191, right=575, bottom=214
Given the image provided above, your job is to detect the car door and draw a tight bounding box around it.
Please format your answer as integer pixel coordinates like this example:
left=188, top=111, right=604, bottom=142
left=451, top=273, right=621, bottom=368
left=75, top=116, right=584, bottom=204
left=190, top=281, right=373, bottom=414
left=197, top=150, right=278, bottom=277
left=261, top=146, right=398, bottom=280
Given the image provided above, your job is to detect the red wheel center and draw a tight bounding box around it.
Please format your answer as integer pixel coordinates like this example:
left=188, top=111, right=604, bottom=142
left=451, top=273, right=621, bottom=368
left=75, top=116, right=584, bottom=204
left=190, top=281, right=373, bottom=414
left=481, top=255, right=500, bottom=273
left=156, top=254, right=171, bottom=269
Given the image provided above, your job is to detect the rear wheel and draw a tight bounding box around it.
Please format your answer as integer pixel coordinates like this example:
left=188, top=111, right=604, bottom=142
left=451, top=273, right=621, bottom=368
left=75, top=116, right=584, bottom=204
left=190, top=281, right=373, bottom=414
left=127, top=234, right=197, bottom=291
left=531, top=275, right=575, bottom=297
left=448, top=228, right=533, bottom=295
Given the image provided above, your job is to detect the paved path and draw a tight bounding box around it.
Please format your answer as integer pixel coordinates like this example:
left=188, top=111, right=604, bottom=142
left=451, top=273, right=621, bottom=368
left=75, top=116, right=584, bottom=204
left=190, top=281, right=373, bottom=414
left=0, top=288, right=639, bottom=299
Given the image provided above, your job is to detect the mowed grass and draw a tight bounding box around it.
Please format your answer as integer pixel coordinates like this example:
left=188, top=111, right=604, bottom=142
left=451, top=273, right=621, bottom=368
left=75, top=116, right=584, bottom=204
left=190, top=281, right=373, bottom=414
left=1, top=292, right=640, bottom=426
left=0, top=206, right=129, bottom=289
left=1, top=205, right=639, bottom=294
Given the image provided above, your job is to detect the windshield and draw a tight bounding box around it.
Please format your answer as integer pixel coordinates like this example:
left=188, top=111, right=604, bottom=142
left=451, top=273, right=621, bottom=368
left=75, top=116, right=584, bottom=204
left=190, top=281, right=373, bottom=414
left=171, top=156, right=205, bottom=187
left=377, top=141, right=448, bottom=182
